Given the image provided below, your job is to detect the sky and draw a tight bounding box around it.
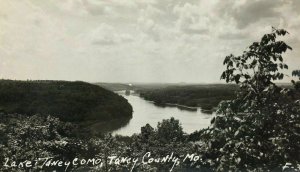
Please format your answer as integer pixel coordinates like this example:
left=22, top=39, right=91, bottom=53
left=0, top=0, right=300, bottom=83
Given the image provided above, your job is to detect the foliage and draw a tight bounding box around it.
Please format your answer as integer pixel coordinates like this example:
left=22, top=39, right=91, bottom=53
left=0, top=115, right=196, bottom=172
left=157, top=118, right=184, bottom=143
left=292, top=70, right=300, bottom=79
left=292, top=70, right=300, bottom=90
left=197, top=28, right=300, bottom=171
left=0, top=114, right=76, bottom=171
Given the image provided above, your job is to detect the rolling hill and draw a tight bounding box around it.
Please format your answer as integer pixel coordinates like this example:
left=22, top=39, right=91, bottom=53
left=0, top=80, right=133, bottom=123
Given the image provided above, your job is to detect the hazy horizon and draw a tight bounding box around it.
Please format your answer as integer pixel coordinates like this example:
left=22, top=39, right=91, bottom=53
left=0, top=79, right=293, bottom=86
left=1, top=0, right=300, bottom=83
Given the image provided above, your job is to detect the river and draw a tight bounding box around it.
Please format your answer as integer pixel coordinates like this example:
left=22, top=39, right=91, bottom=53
left=111, top=91, right=215, bottom=136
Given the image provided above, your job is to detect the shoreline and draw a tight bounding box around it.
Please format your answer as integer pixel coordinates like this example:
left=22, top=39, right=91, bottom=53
left=117, top=90, right=215, bottom=113
left=164, top=103, right=198, bottom=111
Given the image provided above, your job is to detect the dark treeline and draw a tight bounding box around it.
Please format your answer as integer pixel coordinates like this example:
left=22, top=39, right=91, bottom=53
left=138, top=84, right=238, bottom=111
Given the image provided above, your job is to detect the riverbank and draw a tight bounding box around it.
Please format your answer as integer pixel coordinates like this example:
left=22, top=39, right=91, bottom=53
left=137, top=84, right=237, bottom=111
left=157, top=102, right=198, bottom=111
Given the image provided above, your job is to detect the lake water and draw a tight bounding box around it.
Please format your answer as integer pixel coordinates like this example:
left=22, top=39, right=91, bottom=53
left=112, top=91, right=215, bottom=136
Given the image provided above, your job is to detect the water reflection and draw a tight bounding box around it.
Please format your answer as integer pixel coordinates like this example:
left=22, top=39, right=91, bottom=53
left=89, top=117, right=131, bottom=134
left=111, top=92, right=214, bottom=136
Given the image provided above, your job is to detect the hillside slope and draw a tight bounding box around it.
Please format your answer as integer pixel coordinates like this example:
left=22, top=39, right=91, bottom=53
left=0, top=80, right=132, bottom=122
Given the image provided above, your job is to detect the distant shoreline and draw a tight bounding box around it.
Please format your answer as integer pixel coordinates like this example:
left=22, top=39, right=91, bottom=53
left=117, top=91, right=202, bottom=112
left=164, top=103, right=198, bottom=111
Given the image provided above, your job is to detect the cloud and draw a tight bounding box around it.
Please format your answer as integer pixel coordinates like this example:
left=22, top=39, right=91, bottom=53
left=83, top=23, right=134, bottom=45
left=137, top=16, right=162, bottom=41
left=0, top=0, right=300, bottom=83
left=173, top=3, right=210, bottom=35
left=89, top=23, right=118, bottom=45
left=82, top=0, right=112, bottom=16
left=217, top=0, right=286, bottom=29
left=219, top=33, right=246, bottom=40
left=290, top=0, right=300, bottom=14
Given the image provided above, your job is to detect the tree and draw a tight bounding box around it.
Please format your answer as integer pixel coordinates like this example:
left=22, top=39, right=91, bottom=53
left=199, top=28, right=300, bottom=171
left=157, top=117, right=184, bottom=143
left=292, top=70, right=300, bottom=90
left=292, top=70, right=300, bottom=78
left=141, top=123, right=155, bottom=141
left=220, top=27, right=292, bottom=113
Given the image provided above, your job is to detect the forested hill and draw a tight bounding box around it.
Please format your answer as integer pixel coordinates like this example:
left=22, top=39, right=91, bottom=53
left=138, top=84, right=237, bottom=111
left=0, top=80, right=132, bottom=122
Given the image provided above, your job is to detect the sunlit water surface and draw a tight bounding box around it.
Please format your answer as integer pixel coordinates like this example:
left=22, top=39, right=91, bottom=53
left=112, top=92, right=214, bottom=136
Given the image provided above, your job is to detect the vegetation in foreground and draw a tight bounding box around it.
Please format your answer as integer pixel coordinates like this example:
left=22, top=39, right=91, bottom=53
left=1, top=28, right=300, bottom=172
left=0, top=80, right=132, bottom=123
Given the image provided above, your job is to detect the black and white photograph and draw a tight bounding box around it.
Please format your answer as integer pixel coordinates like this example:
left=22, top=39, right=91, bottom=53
left=0, top=0, right=300, bottom=171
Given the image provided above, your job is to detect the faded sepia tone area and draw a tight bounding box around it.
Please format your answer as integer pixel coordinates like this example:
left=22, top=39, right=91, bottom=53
left=1, top=1, right=300, bottom=172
